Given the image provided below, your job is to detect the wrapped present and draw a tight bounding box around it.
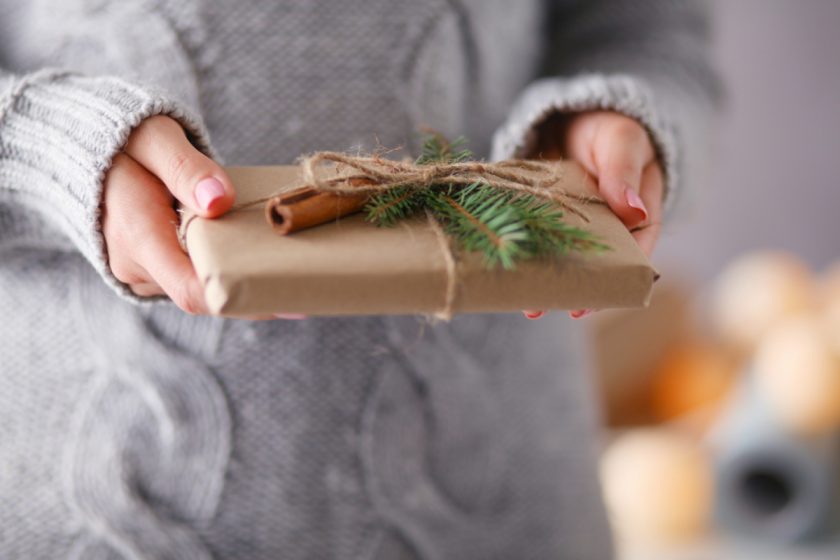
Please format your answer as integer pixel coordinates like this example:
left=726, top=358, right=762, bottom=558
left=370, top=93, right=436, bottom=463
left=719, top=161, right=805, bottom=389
left=179, top=157, right=657, bottom=318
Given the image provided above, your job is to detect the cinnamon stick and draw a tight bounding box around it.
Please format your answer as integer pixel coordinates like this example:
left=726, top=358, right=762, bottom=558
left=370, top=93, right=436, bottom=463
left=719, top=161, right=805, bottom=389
left=266, top=184, right=370, bottom=235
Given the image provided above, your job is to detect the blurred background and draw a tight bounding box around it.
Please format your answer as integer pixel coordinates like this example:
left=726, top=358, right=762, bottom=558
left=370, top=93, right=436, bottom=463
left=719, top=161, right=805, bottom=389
left=590, top=2, right=840, bottom=558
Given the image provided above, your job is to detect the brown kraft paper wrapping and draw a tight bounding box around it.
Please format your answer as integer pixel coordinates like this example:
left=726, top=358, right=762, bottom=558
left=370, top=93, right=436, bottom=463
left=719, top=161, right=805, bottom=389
left=179, top=163, right=658, bottom=318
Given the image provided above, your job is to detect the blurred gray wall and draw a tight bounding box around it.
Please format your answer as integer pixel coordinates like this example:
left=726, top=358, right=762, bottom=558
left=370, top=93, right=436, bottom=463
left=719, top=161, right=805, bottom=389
left=655, top=0, right=840, bottom=280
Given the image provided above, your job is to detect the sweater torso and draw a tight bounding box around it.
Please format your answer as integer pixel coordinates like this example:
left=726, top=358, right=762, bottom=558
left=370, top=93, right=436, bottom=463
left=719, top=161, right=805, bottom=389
left=0, top=0, right=637, bottom=558
left=13, top=0, right=545, bottom=161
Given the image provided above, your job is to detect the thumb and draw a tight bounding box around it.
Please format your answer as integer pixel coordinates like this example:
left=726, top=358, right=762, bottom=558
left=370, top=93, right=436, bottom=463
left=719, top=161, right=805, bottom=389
left=592, top=124, right=653, bottom=229
left=124, top=116, right=236, bottom=218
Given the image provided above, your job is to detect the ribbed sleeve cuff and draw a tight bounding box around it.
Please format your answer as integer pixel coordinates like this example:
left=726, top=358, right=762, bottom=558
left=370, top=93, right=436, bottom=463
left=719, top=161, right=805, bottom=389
left=0, top=68, right=215, bottom=301
left=490, top=74, right=680, bottom=216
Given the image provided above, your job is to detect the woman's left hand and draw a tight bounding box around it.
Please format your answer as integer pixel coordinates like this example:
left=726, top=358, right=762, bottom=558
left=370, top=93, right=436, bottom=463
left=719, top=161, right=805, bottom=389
left=522, top=110, right=663, bottom=320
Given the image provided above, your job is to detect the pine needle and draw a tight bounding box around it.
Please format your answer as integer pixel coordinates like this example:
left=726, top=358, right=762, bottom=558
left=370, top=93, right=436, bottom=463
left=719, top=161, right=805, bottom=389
left=364, top=186, right=424, bottom=226
left=426, top=183, right=530, bottom=270
left=415, top=134, right=473, bottom=165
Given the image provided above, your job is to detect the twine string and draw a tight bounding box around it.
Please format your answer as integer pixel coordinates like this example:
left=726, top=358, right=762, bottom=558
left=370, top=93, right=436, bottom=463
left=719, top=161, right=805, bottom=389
left=210, top=152, right=599, bottom=219
left=424, top=209, right=459, bottom=321
left=299, top=152, right=597, bottom=222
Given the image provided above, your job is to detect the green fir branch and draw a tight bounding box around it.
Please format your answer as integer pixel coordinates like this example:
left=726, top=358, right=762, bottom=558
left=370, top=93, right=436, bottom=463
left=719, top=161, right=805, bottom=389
left=415, top=134, right=473, bottom=165
left=363, top=186, right=425, bottom=226
left=515, top=198, right=611, bottom=256
left=363, top=133, right=609, bottom=269
left=426, top=183, right=531, bottom=270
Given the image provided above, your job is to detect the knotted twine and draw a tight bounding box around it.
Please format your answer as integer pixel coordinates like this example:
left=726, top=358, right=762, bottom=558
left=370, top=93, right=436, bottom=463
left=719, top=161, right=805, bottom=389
left=180, top=152, right=603, bottom=320
left=296, top=152, right=596, bottom=222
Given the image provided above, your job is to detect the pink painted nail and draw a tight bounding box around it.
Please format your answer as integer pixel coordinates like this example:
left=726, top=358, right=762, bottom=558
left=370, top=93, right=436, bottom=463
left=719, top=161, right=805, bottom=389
left=195, top=177, right=226, bottom=211
left=569, top=309, right=594, bottom=319
left=523, top=310, right=545, bottom=320
left=273, top=313, right=307, bottom=320
left=624, top=186, right=648, bottom=222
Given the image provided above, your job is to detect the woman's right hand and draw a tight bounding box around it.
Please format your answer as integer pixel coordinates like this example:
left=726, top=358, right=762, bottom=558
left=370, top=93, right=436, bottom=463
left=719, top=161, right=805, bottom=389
left=102, top=115, right=236, bottom=315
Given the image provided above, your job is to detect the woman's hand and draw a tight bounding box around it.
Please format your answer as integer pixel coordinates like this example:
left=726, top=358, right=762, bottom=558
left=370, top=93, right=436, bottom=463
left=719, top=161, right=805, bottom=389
left=102, top=116, right=236, bottom=314
left=522, top=110, right=663, bottom=320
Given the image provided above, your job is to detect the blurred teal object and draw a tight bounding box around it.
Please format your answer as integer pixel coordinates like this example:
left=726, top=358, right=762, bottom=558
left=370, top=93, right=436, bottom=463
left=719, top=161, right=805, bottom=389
left=711, top=373, right=840, bottom=543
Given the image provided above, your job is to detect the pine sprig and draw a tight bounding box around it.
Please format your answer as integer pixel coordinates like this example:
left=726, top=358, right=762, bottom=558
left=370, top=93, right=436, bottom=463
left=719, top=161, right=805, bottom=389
left=415, top=134, right=473, bottom=165
left=516, top=198, right=611, bottom=256
left=426, top=183, right=531, bottom=270
left=363, top=186, right=425, bottom=226
left=363, top=134, right=609, bottom=269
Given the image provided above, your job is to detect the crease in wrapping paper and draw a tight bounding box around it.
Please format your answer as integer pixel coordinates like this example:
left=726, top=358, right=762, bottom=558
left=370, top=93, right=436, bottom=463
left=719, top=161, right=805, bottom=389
left=179, top=163, right=658, bottom=318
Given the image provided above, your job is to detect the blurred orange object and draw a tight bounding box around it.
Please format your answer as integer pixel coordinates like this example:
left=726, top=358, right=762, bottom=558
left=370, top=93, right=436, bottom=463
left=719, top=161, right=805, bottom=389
left=650, top=343, right=737, bottom=427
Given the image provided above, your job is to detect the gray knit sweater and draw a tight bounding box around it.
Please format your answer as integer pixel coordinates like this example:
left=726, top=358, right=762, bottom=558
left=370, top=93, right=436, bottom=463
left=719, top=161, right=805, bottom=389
left=0, top=1, right=716, bottom=558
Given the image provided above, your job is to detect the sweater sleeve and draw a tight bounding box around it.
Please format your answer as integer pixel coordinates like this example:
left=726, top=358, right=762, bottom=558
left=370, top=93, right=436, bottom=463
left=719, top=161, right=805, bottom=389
left=0, top=68, right=215, bottom=300
left=491, top=0, right=720, bottom=217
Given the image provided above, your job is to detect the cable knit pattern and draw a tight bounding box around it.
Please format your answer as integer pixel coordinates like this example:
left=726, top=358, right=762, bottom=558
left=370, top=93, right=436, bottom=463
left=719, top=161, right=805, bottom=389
left=362, top=317, right=613, bottom=559
left=0, top=0, right=717, bottom=558
left=61, top=266, right=230, bottom=559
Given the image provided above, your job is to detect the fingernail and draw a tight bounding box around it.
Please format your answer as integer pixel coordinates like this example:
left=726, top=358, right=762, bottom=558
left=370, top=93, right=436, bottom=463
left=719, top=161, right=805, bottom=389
left=195, top=177, right=226, bottom=211
left=569, top=309, right=594, bottom=319
left=624, top=185, right=648, bottom=222
left=523, top=311, right=545, bottom=320
left=274, top=313, right=307, bottom=320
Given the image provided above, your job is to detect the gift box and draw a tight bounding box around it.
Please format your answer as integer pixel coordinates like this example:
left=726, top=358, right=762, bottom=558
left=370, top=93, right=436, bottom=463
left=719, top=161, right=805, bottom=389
left=180, top=162, right=657, bottom=318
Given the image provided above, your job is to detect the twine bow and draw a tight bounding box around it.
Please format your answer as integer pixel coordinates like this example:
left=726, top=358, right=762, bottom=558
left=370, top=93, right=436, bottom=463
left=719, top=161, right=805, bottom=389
left=297, top=151, right=596, bottom=222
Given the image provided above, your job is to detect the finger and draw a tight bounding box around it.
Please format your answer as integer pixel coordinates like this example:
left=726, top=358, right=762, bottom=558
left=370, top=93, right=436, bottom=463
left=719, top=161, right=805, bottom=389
left=592, top=120, right=655, bottom=229
left=562, top=113, right=599, bottom=174
left=222, top=314, right=300, bottom=321
left=130, top=282, right=166, bottom=297
left=274, top=313, right=309, bottom=320
left=138, top=231, right=209, bottom=315
left=569, top=309, right=595, bottom=319
left=136, top=219, right=209, bottom=315
left=111, top=156, right=209, bottom=314
left=631, top=162, right=664, bottom=258
left=103, top=153, right=171, bottom=287
left=108, top=250, right=153, bottom=289
left=522, top=310, right=546, bottom=320
left=217, top=312, right=307, bottom=321
left=124, top=116, right=235, bottom=217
